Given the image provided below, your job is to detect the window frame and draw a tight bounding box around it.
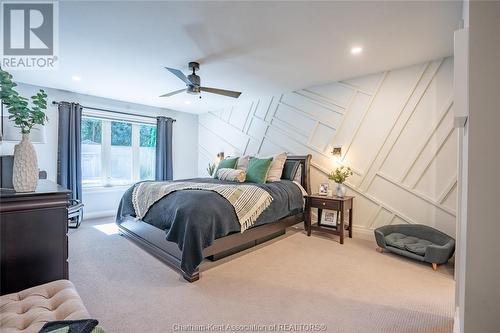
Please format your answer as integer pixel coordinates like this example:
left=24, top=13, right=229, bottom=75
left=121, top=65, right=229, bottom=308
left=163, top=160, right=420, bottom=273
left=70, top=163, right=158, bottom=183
left=81, top=110, right=156, bottom=188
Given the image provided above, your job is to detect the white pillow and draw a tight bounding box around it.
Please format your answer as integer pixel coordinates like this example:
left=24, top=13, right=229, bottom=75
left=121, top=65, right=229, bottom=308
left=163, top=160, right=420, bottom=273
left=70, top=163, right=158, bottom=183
left=293, top=164, right=302, bottom=183
left=236, top=155, right=251, bottom=171
left=266, top=152, right=288, bottom=182
left=217, top=168, right=246, bottom=182
left=293, top=180, right=308, bottom=196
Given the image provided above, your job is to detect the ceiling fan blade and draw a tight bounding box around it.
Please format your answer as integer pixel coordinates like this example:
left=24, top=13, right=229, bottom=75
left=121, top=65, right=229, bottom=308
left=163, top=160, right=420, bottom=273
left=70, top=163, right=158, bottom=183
left=159, top=89, right=185, bottom=98
left=183, top=23, right=256, bottom=65
left=165, top=67, right=191, bottom=85
left=200, top=87, right=241, bottom=98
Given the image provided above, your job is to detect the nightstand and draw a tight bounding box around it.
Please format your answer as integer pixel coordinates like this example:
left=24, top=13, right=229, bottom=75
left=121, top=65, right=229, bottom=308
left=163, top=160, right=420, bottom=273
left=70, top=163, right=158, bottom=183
left=304, top=194, right=354, bottom=244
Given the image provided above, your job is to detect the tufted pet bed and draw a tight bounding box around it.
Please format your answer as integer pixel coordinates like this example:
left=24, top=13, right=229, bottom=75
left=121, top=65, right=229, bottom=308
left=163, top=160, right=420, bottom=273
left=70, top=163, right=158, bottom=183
left=374, top=224, right=455, bottom=270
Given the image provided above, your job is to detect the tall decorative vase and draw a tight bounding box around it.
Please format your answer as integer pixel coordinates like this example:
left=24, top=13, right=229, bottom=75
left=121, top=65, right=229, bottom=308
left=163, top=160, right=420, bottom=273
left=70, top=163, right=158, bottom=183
left=12, top=134, right=38, bottom=192
left=335, top=182, right=347, bottom=198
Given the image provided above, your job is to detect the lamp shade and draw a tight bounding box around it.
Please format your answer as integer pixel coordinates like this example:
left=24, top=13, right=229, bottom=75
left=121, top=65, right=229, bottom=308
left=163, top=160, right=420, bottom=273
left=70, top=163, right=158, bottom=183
left=1, top=116, right=46, bottom=143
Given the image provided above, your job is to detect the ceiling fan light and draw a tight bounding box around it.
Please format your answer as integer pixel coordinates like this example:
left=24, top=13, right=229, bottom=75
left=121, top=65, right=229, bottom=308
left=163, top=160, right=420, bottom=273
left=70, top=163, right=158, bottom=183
left=162, top=62, right=241, bottom=99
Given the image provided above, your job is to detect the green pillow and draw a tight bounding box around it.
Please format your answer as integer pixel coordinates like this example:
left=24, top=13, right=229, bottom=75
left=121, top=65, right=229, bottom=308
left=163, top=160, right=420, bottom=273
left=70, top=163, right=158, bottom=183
left=245, top=157, right=273, bottom=183
left=214, top=157, right=238, bottom=178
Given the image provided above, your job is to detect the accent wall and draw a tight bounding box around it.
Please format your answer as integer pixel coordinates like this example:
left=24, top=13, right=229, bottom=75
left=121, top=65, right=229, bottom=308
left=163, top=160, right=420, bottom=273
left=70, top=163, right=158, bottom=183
left=198, top=57, right=456, bottom=238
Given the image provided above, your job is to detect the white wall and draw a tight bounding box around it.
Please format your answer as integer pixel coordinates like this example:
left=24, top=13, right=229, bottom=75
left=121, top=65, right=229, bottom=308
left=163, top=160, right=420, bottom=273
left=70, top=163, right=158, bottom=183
left=0, top=83, right=199, bottom=218
left=462, top=1, right=500, bottom=332
left=454, top=3, right=469, bottom=332
left=198, top=57, right=457, bottom=238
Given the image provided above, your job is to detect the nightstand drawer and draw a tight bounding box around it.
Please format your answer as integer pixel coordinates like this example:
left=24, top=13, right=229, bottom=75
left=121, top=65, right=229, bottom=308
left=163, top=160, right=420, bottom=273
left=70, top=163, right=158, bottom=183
left=309, top=197, right=341, bottom=210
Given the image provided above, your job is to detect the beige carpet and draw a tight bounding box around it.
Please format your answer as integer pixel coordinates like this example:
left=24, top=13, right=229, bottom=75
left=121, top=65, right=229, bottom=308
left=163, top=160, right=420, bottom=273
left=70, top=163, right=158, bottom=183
left=69, top=218, right=454, bottom=333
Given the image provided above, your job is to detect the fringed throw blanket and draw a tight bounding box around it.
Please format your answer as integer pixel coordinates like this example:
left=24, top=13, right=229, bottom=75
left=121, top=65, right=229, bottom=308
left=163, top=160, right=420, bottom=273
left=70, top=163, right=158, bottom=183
left=132, top=181, right=273, bottom=232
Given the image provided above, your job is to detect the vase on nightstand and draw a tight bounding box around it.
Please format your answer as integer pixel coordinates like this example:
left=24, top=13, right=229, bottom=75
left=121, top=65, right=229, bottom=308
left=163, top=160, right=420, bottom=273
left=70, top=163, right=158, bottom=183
left=335, top=182, right=347, bottom=198
left=12, top=134, right=38, bottom=192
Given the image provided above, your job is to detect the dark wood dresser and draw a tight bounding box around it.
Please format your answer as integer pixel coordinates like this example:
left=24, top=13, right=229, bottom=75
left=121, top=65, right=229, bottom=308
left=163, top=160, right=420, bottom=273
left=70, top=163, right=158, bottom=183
left=0, top=180, right=70, bottom=295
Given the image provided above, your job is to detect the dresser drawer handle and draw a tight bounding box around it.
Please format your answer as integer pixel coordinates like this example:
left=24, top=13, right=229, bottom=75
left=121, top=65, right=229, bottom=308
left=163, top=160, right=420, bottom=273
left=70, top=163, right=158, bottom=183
left=322, top=202, right=326, bottom=206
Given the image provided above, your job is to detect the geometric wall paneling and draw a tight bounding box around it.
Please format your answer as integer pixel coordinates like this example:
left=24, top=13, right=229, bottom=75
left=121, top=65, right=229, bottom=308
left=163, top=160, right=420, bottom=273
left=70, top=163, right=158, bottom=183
left=229, top=100, right=253, bottom=131
left=197, top=57, right=456, bottom=238
left=247, top=116, right=268, bottom=142
left=366, top=174, right=456, bottom=236
left=200, top=112, right=250, bottom=153
left=360, top=59, right=447, bottom=192
left=342, top=62, right=429, bottom=176
left=259, top=139, right=286, bottom=157
left=401, top=105, right=455, bottom=189
left=309, top=123, right=337, bottom=153
left=330, top=91, right=371, bottom=156
left=254, top=96, right=274, bottom=120
left=370, top=207, right=395, bottom=230
left=413, top=132, right=457, bottom=201
left=304, top=81, right=357, bottom=107
left=244, top=138, right=262, bottom=157
left=273, top=102, right=316, bottom=140
left=441, top=182, right=458, bottom=212
left=341, top=72, right=385, bottom=95
left=280, top=92, right=345, bottom=129
left=352, top=194, right=380, bottom=230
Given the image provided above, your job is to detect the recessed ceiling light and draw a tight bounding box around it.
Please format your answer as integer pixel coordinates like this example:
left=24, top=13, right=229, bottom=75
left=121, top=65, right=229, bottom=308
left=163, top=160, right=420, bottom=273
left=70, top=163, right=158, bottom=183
left=72, top=75, right=81, bottom=81
left=184, top=100, right=191, bottom=105
left=350, top=46, right=363, bottom=55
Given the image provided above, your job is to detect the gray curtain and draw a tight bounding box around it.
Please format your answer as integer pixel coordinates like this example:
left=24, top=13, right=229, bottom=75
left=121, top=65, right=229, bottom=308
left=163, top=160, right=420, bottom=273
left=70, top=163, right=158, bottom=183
left=57, top=102, right=82, bottom=201
left=155, top=116, right=174, bottom=181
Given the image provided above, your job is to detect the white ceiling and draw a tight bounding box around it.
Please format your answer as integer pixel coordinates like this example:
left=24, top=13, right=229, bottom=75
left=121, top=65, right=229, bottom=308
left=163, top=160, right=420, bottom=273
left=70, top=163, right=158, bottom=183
left=13, top=1, right=462, bottom=114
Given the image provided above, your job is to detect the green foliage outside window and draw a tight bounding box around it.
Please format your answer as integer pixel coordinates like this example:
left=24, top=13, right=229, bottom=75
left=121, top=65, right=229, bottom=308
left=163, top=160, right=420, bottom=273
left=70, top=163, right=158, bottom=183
left=111, top=121, right=132, bottom=146
left=81, top=118, right=102, bottom=144
left=140, top=125, right=156, bottom=147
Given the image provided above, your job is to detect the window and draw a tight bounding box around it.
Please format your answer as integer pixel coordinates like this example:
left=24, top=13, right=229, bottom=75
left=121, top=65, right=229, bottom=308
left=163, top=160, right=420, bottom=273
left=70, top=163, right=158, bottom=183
left=139, top=124, right=156, bottom=180
left=81, top=117, right=102, bottom=186
left=81, top=116, right=156, bottom=187
left=110, top=121, right=133, bottom=183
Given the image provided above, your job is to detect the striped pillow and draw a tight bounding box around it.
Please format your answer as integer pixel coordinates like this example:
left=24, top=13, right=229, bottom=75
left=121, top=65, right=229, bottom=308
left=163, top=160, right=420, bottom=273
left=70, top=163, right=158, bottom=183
left=217, top=168, right=246, bottom=182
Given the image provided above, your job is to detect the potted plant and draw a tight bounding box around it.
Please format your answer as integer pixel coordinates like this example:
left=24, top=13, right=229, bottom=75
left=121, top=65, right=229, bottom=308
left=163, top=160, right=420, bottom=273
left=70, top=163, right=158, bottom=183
left=327, top=166, right=353, bottom=197
left=206, top=162, right=216, bottom=177
left=0, top=68, right=48, bottom=192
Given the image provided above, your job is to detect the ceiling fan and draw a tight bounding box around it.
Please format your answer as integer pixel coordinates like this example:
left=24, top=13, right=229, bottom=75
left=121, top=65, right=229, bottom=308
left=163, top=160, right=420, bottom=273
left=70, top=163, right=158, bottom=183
left=160, top=62, right=242, bottom=99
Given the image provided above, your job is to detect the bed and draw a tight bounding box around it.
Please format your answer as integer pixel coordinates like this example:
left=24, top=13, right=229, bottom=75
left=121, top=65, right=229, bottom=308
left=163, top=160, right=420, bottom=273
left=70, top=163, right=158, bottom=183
left=115, top=155, right=311, bottom=282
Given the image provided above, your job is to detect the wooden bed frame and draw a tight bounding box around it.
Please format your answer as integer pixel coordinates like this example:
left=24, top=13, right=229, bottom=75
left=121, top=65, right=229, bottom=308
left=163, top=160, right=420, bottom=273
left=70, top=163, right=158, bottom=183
left=117, top=155, right=311, bottom=282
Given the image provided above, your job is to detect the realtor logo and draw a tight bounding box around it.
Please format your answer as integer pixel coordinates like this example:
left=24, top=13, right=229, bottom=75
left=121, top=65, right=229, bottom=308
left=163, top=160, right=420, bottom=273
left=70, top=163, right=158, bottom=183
left=1, top=1, right=59, bottom=70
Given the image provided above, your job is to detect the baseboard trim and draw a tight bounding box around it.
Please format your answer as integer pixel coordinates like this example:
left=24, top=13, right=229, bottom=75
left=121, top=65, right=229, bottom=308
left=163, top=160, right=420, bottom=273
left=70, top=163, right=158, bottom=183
left=311, top=211, right=375, bottom=241
left=83, top=211, right=376, bottom=239
left=453, top=306, right=461, bottom=333
left=352, top=225, right=375, bottom=241
left=84, top=210, right=116, bottom=220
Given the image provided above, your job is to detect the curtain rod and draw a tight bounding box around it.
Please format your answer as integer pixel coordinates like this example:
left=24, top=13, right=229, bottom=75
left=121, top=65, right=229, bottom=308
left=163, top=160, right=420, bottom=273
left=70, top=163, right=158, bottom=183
left=51, top=101, right=176, bottom=122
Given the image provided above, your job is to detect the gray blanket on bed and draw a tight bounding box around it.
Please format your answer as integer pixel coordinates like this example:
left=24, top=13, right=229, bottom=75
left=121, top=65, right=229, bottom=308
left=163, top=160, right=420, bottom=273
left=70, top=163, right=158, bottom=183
left=116, top=178, right=304, bottom=276
left=132, top=181, right=273, bottom=232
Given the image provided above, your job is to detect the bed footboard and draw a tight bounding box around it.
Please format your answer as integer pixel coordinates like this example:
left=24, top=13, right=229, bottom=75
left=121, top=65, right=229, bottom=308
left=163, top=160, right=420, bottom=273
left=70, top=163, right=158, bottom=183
left=117, top=213, right=303, bottom=282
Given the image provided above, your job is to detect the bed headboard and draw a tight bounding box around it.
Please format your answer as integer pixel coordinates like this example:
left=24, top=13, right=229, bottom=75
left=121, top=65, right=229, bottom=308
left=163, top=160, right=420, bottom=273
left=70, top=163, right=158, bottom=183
left=286, top=154, right=312, bottom=195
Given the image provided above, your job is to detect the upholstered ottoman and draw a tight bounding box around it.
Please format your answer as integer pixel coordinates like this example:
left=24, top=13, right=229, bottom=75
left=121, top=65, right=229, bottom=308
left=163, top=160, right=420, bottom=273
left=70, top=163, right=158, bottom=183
left=0, top=280, right=90, bottom=333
